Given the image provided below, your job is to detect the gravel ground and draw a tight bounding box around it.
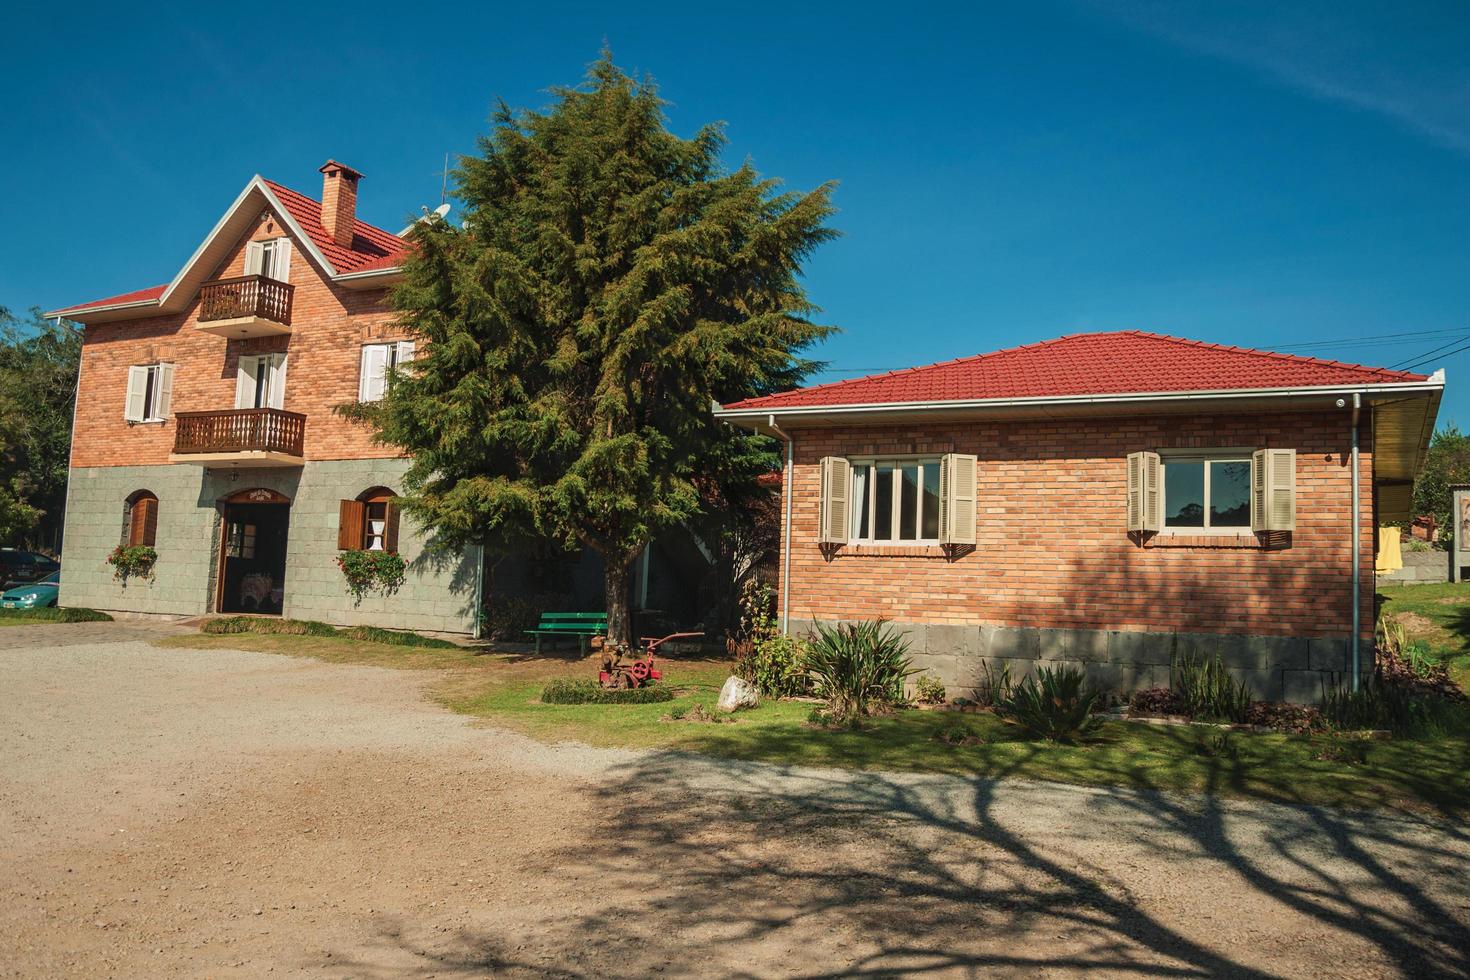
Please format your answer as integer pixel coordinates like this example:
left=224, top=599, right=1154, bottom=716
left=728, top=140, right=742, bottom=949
left=2, top=625, right=1468, bottom=978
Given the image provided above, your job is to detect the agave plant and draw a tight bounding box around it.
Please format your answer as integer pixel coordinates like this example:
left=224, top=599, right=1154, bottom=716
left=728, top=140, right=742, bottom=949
left=804, top=620, right=917, bottom=723
left=996, top=665, right=1102, bottom=742
left=1171, top=652, right=1253, bottom=723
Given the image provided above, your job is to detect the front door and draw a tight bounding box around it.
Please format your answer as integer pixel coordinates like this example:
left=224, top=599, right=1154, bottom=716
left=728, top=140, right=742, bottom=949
left=218, top=492, right=291, bottom=615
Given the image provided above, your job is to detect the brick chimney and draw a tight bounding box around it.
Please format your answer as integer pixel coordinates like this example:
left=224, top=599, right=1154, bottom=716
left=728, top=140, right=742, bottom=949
left=318, top=160, right=364, bottom=248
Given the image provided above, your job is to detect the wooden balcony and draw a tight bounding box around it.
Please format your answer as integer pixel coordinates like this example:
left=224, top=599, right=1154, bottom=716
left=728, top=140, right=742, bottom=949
left=169, top=408, right=306, bottom=467
left=196, top=276, right=294, bottom=338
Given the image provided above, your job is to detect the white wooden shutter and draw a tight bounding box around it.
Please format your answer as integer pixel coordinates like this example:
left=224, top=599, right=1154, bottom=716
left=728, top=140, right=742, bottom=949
left=235, top=355, right=259, bottom=409
left=268, top=354, right=287, bottom=410
left=1251, top=449, right=1296, bottom=532
left=396, top=340, right=415, bottom=364
left=155, top=363, right=175, bottom=419
left=1127, top=451, right=1162, bottom=532
left=359, top=344, right=388, bottom=402
left=818, top=456, right=851, bottom=544
left=244, top=241, right=264, bottom=276
left=124, top=366, right=148, bottom=422
left=939, top=453, right=978, bottom=545
left=274, top=240, right=292, bottom=282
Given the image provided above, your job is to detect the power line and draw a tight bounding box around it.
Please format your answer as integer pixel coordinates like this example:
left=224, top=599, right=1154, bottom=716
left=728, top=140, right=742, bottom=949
left=1390, top=333, right=1470, bottom=369
left=1398, top=337, right=1470, bottom=372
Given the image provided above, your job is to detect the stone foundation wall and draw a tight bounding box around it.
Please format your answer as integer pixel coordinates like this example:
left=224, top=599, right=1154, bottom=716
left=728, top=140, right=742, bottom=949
left=60, top=460, right=479, bottom=634
left=789, top=619, right=1371, bottom=704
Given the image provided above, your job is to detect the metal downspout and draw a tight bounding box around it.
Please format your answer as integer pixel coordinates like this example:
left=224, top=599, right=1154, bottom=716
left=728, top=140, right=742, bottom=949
left=768, top=414, right=795, bottom=635
left=1351, top=392, right=1362, bottom=692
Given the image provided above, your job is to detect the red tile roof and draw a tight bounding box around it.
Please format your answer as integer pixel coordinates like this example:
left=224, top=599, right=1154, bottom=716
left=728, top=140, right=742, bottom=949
left=261, top=179, right=407, bottom=273
left=723, top=331, right=1431, bottom=410
left=59, top=283, right=168, bottom=313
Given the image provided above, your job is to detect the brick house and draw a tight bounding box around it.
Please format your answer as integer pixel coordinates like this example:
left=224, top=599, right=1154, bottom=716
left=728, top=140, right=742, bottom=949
left=48, top=161, right=482, bottom=633
left=715, top=332, right=1444, bottom=701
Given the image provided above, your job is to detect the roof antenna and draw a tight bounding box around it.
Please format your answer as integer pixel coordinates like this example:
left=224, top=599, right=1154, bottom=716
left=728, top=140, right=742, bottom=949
left=439, top=152, right=449, bottom=206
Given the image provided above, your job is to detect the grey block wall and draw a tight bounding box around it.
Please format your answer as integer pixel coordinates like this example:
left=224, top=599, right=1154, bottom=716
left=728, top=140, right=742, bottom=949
left=789, top=618, right=1372, bottom=705
left=60, top=460, right=479, bottom=634
left=1376, top=550, right=1450, bottom=585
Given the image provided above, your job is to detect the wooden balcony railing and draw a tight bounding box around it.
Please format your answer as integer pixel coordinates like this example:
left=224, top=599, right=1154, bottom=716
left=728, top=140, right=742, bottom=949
left=172, top=409, right=306, bottom=458
left=198, top=275, right=293, bottom=324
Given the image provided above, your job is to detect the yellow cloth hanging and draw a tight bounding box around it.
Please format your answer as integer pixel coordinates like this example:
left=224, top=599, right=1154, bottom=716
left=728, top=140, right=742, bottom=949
left=1375, top=526, right=1403, bottom=574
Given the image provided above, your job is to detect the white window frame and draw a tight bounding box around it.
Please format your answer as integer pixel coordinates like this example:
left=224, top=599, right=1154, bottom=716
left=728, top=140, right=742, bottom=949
left=1159, top=449, right=1254, bottom=535
left=245, top=237, right=292, bottom=282
left=358, top=341, right=416, bottom=403
left=848, top=456, right=943, bottom=545
left=125, top=363, right=173, bottom=424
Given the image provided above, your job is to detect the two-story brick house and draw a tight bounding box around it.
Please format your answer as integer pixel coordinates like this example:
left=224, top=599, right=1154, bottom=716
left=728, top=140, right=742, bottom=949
left=48, top=161, right=481, bottom=633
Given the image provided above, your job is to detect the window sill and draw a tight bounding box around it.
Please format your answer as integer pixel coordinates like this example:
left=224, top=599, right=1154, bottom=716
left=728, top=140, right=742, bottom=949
left=1142, top=532, right=1284, bottom=549
left=127, top=418, right=168, bottom=426
left=835, top=543, right=950, bottom=558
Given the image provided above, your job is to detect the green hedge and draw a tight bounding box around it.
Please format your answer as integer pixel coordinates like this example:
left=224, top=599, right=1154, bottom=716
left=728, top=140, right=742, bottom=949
left=0, top=606, right=113, bottom=624
left=540, top=680, right=673, bottom=705
left=203, top=616, right=338, bottom=636
left=200, top=617, right=456, bottom=648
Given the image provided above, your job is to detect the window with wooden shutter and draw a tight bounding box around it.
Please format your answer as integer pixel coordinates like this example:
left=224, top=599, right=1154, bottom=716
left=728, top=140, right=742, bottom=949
left=337, top=499, right=367, bottom=550
left=155, top=363, right=175, bottom=419
left=1126, top=451, right=1162, bottom=532
left=124, top=366, right=148, bottom=422
left=126, top=491, right=158, bottom=547
left=382, top=500, right=401, bottom=553
left=1251, top=449, right=1296, bottom=532
left=818, top=457, right=851, bottom=544
left=939, top=453, right=977, bottom=545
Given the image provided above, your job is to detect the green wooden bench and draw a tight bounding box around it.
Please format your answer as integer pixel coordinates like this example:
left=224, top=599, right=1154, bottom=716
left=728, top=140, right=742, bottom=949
left=525, top=612, right=608, bottom=654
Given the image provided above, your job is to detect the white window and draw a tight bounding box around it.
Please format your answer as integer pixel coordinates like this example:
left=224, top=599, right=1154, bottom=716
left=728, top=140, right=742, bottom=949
left=123, top=363, right=174, bottom=423
left=849, top=457, right=943, bottom=544
left=244, top=238, right=292, bottom=282
left=235, top=353, right=287, bottom=410
left=358, top=341, right=416, bottom=402
left=1161, top=452, right=1252, bottom=531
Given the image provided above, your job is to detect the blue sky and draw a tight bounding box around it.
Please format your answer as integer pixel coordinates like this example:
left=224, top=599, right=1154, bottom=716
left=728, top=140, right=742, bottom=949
left=5, top=1, right=1469, bottom=423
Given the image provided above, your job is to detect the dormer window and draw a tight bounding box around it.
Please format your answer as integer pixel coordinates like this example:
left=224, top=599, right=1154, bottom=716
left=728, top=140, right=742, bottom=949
left=245, top=238, right=292, bottom=283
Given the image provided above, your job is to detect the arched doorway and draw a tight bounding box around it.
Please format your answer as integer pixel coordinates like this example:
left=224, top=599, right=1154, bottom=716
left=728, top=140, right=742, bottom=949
left=217, top=487, right=291, bottom=615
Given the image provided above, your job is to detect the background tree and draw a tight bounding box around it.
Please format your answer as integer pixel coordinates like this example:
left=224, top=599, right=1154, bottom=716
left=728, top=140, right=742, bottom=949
left=346, top=56, right=835, bottom=644
left=0, top=307, right=81, bottom=550
left=1413, top=424, right=1470, bottom=547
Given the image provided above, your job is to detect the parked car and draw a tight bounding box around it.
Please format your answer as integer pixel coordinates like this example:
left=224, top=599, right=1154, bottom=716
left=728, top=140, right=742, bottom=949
left=0, top=550, right=59, bottom=589
left=1, top=570, right=59, bottom=609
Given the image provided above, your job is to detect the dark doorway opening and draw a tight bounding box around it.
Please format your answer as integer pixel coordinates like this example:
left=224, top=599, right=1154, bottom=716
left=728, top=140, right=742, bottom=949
left=217, top=491, right=291, bottom=615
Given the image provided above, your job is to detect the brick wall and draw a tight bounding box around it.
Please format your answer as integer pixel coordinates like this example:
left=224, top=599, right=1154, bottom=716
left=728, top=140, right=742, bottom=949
left=71, top=210, right=405, bottom=468
left=781, top=410, right=1376, bottom=643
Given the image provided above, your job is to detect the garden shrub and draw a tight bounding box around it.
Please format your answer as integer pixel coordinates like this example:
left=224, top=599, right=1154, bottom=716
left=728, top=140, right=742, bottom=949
left=732, top=581, right=810, bottom=697
left=203, top=617, right=338, bottom=637
left=996, top=665, right=1101, bottom=742
left=540, top=680, right=673, bottom=705
left=914, top=674, right=947, bottom=705
left=1171, top=652, right=1253, bottom=723
left=1320, top=677, right=1463, bottom=739
left=803, top=619, right=916, bottom=723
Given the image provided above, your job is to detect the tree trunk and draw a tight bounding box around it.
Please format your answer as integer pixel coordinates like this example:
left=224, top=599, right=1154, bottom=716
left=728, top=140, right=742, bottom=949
left=603, top=553, right=634, bottom=648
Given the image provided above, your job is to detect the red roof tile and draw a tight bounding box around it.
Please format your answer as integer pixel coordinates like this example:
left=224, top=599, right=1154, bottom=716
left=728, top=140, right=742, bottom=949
left=59, top=284, right=168, bottom=313
left=262, top=178, right=407, bottom=273
left=723, top=331, right=1431, bottom=410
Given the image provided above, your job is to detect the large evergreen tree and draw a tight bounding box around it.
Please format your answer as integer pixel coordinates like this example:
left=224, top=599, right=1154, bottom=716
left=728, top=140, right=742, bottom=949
left=346, top=57, right=836, bottom=644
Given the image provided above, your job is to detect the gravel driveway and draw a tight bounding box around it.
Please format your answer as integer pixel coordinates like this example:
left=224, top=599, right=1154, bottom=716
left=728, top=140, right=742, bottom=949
left=2, top=624, right=1468, bottom=978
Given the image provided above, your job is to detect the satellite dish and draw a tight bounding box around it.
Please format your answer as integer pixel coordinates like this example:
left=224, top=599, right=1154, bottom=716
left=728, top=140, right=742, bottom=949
left=397, top=203, right=452, bottom=237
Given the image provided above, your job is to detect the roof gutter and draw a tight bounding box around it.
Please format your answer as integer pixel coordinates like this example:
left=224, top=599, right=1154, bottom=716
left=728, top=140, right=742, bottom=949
left=715, top=374, right=1445, bottom=422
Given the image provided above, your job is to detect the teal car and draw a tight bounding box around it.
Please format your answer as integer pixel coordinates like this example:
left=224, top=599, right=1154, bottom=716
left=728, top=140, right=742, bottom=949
left=1, top=571, right=59, bottom=609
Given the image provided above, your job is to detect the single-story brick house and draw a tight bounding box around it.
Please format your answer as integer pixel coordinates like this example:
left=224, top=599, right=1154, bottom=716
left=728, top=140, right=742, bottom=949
left=715, top=331, right=1444, bottom=702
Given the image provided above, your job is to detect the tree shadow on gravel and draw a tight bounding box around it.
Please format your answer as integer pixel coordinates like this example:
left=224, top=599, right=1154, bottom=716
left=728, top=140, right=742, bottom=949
left=326, top=745, right=1470, bottom=978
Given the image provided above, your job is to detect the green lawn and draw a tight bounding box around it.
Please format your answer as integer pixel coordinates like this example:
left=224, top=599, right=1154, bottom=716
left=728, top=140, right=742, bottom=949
left=1378, top=581, right=1470, bottom=688
left=0, top=606, right=112, bottom=626
left=158, top=626, right=1470, bottom=818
